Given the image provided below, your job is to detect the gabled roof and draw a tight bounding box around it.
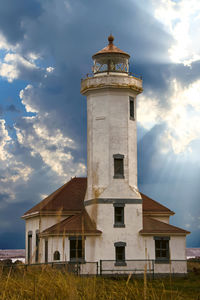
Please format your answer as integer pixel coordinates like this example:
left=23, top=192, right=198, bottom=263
left=40, top=210, right=102, bottom=236
left=141, top=193, right=174, bottom=215
left=139, top=216, right=190, bottom=235
left=23, top=177, right=86, bottom=217
left=23, top=177, right=175, bottom=217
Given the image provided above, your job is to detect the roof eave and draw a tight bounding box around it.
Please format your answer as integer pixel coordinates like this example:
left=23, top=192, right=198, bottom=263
left=92, top=52, right=130, bottom=60
left=40, top=232, right=102, bottom=237
left=22, top=210, right=82, bottom=219
left=21, top=211, right=39, bottom=219
left=143, top=211, right=175, bottom=216
left=139, top=231, right=190, bottom=236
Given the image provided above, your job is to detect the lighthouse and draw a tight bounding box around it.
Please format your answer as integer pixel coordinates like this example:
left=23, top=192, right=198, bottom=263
left=81, top=35, right=144, bottom=262
left=23, top=35, right=189, bottom=274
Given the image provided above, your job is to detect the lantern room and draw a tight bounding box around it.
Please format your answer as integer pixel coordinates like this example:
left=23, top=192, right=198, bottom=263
left=92, top=35, right=130, bottom=75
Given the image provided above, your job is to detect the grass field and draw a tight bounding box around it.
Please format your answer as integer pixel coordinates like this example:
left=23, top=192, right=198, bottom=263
left=0, top=264, right=200, bottom=300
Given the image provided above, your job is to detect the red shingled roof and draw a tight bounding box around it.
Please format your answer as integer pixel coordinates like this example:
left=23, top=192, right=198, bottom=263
left=139, top=216, right=190, bottom=235
left=23, top=177, right=174, bottom=217
left=24, top=177, right=86, bottom=216
left=41, top=210, right=101, bottom=236
left=141, top=193, right=174, bottom=215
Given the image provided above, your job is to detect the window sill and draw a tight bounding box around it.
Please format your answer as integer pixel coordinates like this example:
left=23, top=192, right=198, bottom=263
left=113, top=175, right=125, bottom=179
left=155, top=259, right=170, bottom=264
left=114, top=224, right=125, bottom=228
left=115, top=261, right=127, bottom=266
left=69, top=259, right=86, bottom=264
left=130, top=117, right=135, bottom=121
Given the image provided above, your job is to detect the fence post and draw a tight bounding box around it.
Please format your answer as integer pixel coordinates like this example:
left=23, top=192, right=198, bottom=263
left=100, top=260, right=102, bottom=276
left=96, top=262, right=98, bottom=276
left=152, top=260, right=154, bottom=279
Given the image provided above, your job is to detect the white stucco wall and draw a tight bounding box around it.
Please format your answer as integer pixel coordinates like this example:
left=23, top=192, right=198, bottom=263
left=40, top=236, right=70, bottom=263
left=25, top=217, right=39, bottom=264
left=84, top=87, right=141, bottom=201
left=142, top=235, right=186, bottom=260
left=142, top=235, right=187, bottom=273
left=25, top=215, right=67, bottom=263
left=85, top=203, right=144, bottom=262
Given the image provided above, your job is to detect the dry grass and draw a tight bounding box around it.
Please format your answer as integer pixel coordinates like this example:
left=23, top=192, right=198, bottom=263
left=0, top=265, right=200, bottom=300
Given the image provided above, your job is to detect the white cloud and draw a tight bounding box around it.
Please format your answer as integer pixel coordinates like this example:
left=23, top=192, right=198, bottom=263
left=0, top=33, right=18, bottom=51
left=46, top=66, right=54, bottom=73
left=40, top=193, right=48, bottom=200
left=152, top=0, right=200, bottom=65
left=1, top=164, right=33, bottom=183
left=138, top=78, right=200, bottom=154
left=0, top=119, right=12, bottom=160
left=19, top=85, right=38, bottom=113
left=15, top=116, right=85, bottom=178
left=15, top=85, right=86, bottom=179
left=0, top=119, right=33, bottom=183
left=137, top=94, right=161, bottom=130
left=0, top=53, right=38, bottom=82
left=0, top=62, right=19, bottom=83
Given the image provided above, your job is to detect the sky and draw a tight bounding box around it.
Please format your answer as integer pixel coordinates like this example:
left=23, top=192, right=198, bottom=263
left=0, top=0, right=200, bottom=249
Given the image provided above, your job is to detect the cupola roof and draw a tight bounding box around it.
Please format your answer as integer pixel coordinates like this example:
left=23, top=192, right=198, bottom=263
left=92, top=35, right=130, bottom=59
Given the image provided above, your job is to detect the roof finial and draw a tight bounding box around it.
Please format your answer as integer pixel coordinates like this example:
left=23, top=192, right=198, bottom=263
left=108, top=34, right=114, bottom=45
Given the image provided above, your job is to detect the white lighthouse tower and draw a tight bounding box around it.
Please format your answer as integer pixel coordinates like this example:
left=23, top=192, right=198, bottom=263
left=81, top=35, right=144, bottom=263
left=23, top=35, right=189, bottom=274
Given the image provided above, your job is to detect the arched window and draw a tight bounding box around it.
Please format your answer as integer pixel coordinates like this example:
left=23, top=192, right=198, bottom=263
left=54, top=251, right=60, bottom=261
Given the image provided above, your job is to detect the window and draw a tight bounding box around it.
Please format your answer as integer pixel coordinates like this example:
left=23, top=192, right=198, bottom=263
left=54, top=251, right=60, bottom=261
left=35, top=230, right=39, bottom=263
left=69, top=236, right=85, bottom=262
left=114, top=204, right=125, bottom=227
left=45, top=239, right=48, bottom=263
left=113, top=154, right=124, bottom=178
left=28, top=231, right=32, bottom=264
left=114, top=242, right=126, bottom=266
left=129, top=97, right=135, bottom=119
left=154, top=236, right=170, bottom=262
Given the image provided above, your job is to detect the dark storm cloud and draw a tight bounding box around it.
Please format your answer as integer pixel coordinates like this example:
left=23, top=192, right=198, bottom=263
left=138, top=124, right=200, bottom=185
left=6, top=104, right=20, bottom=112
left=169, top=60, right=200, bottom=86
left=5, top=0, right=173, bottom=156
left=0, top=192, right=11, bottom=202
left=0, top=232, right=25, bottom=249
left=138, top=125, right=200, bottom=247
left=0, top=0, right=42, bottom=44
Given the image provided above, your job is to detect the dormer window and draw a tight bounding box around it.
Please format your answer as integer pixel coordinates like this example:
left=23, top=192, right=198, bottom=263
left=113, top=154, right=124, bottom=179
